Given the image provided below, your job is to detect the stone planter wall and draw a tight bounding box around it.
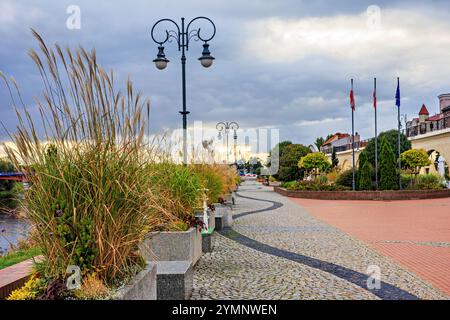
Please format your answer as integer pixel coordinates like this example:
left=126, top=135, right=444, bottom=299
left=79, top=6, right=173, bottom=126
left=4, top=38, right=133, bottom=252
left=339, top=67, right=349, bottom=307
left=213, top=204, right=233, bottom=230
left=113, top=262, right=157, bottom=300
left=140, top=227, right=202, bottom=267
left=274, top=186, right=450, bottom=201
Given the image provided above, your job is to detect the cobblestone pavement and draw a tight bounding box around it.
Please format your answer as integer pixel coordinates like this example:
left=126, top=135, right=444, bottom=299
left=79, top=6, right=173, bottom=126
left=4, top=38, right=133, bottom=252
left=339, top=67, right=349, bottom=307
left=192, top=181, right=449, bottom=300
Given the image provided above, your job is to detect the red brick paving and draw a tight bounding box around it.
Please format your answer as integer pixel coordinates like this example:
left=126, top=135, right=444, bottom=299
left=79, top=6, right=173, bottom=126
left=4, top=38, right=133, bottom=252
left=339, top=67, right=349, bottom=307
left=289, top=197, right=450, bottom=295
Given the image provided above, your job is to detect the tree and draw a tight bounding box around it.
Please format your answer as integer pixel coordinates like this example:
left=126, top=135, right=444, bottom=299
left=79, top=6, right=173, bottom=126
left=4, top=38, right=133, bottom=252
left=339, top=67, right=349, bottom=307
left=359, top=161, right=373, bottom=190
left=356, top=151, right=369, bottom=190
left=314, top=137, right=325, bottom=150
left=379, top=137, right=398, bottom=190
left=298, top=152, right=331, bottom=179
left=401, top=149, right=431, bottom=184
left=278, top=144, right=311, bottom=182
left=360, top=129, right=411, bottom=171
left=331, top=149, right=339, bottom=169
left=267, top=141, right=292, bottom=179
left=314, top=134, right=333, bottom=150
left=245, top=158, right=263, bottom=174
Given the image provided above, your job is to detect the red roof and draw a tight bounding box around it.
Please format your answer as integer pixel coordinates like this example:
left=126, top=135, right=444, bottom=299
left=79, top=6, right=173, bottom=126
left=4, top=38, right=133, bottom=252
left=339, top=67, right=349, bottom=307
left=419, top=104, right=429, bottom=116
left=428, top=114, right=443, bottom=121
left=323, top=133, right=350, bottom=146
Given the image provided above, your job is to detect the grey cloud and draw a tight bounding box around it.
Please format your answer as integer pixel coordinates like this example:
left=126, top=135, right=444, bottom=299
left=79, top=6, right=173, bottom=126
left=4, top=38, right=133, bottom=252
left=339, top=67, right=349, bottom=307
left=1, top=0, right=450, bottom=147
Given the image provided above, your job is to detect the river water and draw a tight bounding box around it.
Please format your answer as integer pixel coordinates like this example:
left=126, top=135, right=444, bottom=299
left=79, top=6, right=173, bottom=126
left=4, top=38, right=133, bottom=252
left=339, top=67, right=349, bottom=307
left=0, top=215, right=30, bottom=256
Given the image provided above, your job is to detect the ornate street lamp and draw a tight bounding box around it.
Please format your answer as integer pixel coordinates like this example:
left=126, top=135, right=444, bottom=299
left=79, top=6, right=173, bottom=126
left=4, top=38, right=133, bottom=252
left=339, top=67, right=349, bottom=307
left=216, top=122, right=239, bottom=164
left=151, top=17, right=216, bottom=164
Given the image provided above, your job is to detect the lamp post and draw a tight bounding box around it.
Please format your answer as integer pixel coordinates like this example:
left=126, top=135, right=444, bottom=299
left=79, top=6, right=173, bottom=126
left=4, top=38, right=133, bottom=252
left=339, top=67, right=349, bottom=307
left=216, top=122, right=239, bottom=164
left=151, top=17, right=216, bottom=165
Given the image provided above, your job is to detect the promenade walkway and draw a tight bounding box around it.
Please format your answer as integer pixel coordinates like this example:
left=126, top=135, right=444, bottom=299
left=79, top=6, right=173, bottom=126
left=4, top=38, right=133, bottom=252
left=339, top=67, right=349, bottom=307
left=192, top=181, right=448, bottom=300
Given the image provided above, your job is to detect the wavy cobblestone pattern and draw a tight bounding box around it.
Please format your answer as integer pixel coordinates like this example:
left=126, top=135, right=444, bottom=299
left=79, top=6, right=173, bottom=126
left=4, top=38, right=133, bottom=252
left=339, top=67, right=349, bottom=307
left=192, top=182, right=448, bottom=300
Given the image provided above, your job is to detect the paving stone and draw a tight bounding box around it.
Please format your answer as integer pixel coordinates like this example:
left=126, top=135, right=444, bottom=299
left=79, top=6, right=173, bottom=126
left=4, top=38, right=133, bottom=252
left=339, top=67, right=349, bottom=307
left=191, top=181, right=449, bottom=300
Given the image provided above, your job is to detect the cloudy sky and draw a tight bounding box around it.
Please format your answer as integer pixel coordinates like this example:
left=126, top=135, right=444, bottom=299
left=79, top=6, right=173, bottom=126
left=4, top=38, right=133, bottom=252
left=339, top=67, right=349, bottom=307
left=1, top=0, right=450, bottom=148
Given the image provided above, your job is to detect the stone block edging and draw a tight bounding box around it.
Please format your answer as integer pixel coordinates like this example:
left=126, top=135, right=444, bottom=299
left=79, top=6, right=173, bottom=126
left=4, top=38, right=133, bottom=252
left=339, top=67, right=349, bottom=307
left=113, top=262, right=157, bottom=300
left=274, top=186, right=450, bottom=201
left=140, top=227, right=202, bottom=267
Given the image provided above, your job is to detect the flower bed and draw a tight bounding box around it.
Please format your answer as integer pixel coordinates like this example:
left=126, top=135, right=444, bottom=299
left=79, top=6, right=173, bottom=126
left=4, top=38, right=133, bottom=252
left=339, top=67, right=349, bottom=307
left=274, top=186, right=450, bottom=200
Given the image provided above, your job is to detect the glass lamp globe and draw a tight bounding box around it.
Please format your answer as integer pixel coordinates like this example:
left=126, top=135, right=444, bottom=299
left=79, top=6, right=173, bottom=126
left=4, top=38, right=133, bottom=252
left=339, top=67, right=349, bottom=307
left=199, top=43, right=215, bottom=68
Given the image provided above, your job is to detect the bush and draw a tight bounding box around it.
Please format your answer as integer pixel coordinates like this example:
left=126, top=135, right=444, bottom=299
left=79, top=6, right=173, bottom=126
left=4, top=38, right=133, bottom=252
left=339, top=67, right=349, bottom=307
left=401, top=174, right=414, bottom=189
left=379, top=137, right=398, bottom=190
left=192, top=164, right=224, bottom=204
left=278, top=144, right=311, bottom=182
left=284, top=180, right=350, bottom=191
left=335, top=169, right=357, bottom=189
left=7, top=275, right=45, bottom=300
left=401, top=149, right=431, bottom=177
left=281, top=181, right=297, bottom=189
left=298, top=152, right=331, bottom=177
left=359, top=161, right=373, bottom=191
left=147, top=163, right=203, bottom=230
left=415, top=174, right=444, bottom=190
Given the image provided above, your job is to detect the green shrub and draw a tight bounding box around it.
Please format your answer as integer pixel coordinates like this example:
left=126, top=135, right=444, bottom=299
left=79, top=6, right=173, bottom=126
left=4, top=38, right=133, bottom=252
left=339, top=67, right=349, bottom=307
left=278, top=144, right=311, bottom=182
left=358, top=161, right=373, bottom=191
left=285, top=180, right=350, bottom=191
left=400, top=149, right=431, bottom=175
left=414, top=174, right=444, bottom=190
left=298, top=152, right=331, bottom=177
left=192, top=164, right=224, bottom=204
left=401, top=174, right=414, bottom=189
left=335, top=169, right=358, bottom=188
left=379, top=137, right=398, bottom=190
left=148, top=163, right=203, bottom=227
left=281, top=181, right=297, bottom=189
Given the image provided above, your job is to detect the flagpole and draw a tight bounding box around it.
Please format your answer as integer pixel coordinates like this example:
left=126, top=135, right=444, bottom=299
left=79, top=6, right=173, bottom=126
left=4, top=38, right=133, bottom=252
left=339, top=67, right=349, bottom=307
left=374, top=78, right=378, bottom=190
left=397, top=77, right=402, bottom=190
left=351, top=79, right=356, bottom=191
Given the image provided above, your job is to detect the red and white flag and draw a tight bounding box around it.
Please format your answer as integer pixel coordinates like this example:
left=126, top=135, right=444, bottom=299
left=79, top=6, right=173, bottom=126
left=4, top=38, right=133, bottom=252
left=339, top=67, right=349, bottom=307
left=373, top=87, right=377, bottom=109
left=350, top=84, right=355, bottom=111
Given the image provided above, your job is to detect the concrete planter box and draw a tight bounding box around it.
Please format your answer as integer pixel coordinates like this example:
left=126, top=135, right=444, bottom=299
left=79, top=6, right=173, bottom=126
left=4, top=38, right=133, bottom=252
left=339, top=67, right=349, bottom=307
left=140, top=228, right=202, bottom=267
left=213, top=204, right=233, bottom=230
left=113, top=262, right=157, bottom=300
left=274, top=186, right=450, bottom=201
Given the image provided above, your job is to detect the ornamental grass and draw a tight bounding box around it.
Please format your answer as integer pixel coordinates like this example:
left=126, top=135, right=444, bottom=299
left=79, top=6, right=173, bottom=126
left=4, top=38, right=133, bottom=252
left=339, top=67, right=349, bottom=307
left=1, top=30, right=173, bottom=287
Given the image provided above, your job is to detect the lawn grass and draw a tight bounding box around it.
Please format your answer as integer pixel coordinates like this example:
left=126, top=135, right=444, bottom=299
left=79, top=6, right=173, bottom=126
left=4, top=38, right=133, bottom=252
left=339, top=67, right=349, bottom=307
left=0, top=247, right=41, bottom=270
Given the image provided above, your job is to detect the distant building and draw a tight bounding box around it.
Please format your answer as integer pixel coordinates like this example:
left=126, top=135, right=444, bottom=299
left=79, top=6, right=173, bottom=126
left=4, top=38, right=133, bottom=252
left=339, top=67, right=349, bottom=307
left=320, top=132, right=362, bottom=155
left=406, top=93, right=450, bottom=178
left=406, top=94, right=450, bottom=137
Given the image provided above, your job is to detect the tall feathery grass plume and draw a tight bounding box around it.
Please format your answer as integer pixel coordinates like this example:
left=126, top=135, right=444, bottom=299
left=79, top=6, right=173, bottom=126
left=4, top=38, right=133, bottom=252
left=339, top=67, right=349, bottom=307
left=0, top=29, right=175, bottom=285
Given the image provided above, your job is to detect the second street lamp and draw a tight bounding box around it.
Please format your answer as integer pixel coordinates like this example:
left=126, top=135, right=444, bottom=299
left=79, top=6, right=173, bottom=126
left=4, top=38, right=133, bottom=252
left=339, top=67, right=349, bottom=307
left=151, top=17, right=216, bottom=164
left=216, top=122, right=239, bottom=164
